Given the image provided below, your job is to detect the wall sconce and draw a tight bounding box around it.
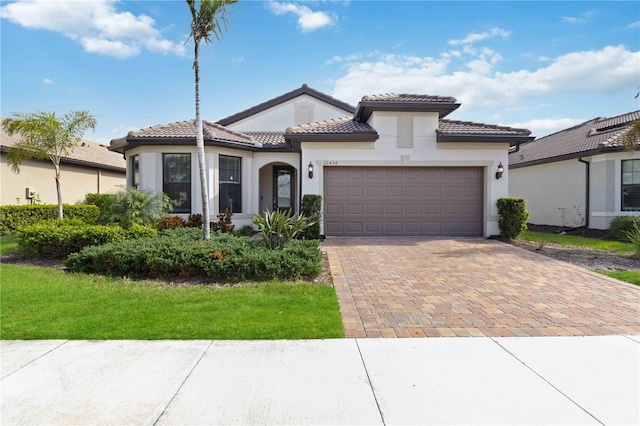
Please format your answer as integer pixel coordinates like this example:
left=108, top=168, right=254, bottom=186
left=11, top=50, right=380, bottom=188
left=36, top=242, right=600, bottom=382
left=495, top=162, right=504, bottom=180
left=308, top=162, right=314, bottom=179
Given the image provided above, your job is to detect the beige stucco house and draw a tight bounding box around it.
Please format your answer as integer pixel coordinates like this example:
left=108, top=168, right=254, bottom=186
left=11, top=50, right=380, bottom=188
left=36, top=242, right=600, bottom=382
left=1, top=125, right=126, bottom=206
left=110, top=85, right=532, bottom=237
left=509, top=110, right=640, bottom=230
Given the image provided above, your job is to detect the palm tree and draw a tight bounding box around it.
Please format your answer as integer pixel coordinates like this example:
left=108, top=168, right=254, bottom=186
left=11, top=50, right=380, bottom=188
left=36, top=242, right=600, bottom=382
left=2, top=111, right=97, bottom=219
left=187, top=0, right=237, bottom=240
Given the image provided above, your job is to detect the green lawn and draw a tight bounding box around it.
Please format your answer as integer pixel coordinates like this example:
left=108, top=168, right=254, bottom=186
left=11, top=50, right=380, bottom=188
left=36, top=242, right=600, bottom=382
left=519, top=231, right=634, bottom=255
left=0, top=264, right=344, bottom=340
left=599, top=270, right=640, bottom=286
left=0, top=234, right=18, bottom=255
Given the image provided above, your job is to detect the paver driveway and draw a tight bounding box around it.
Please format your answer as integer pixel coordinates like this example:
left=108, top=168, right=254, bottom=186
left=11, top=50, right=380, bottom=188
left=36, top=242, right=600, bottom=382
left=323, top=237, right=640, bottom=338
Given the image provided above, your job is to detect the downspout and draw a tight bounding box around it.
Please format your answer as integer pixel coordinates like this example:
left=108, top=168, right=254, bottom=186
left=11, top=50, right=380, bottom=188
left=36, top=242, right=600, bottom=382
left=578, top=157, right=590, bottom=228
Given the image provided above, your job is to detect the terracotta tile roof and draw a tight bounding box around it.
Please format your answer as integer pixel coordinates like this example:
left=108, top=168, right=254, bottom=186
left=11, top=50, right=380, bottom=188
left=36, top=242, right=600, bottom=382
left=217, top=84, right=356, bottom=126
left=439, top=119, right=532, bottom=136
left=286, top=117, right=375, bottom=134
left=361, top=93, right=458, bottom=103
left=1, top=121, right=125, bottom=171
left=126, top=119, right=256, bottom=146
left=509, top=110, right=640, bottom=166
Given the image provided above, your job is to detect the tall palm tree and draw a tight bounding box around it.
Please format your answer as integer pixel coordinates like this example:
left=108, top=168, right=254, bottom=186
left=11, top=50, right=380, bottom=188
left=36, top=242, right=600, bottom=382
left=187, top=0, right=237, bottom=240
left=2, top=111, right=97, bottom=219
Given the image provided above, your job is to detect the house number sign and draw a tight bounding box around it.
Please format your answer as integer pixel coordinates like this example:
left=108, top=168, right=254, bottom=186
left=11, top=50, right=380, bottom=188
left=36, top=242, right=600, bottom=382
left=323, top=161, right=338, bottom=166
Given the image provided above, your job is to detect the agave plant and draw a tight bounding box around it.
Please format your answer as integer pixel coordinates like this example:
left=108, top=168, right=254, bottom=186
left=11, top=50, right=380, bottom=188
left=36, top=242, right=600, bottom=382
left=252, top=209, right=314, bottom=250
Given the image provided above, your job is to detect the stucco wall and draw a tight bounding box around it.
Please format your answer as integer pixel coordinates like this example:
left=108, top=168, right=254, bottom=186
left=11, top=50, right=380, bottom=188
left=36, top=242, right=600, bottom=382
left=509, top=159, right=587, bottom=227
left=0, top=154, right=125, bottom=206
left=226, top=95, right=353, bottom=131
left=301, top=111, right=510, bottom=237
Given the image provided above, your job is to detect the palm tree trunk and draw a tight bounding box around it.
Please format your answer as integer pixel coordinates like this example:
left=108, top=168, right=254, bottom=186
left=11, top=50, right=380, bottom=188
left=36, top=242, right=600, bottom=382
left=54, top=164, right=63, bottom=219
left=194, top=41, right=211, bottom=240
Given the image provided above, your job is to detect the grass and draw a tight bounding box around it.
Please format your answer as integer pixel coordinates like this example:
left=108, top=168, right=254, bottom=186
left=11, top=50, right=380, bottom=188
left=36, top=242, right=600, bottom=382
left=599, top=270, right=640, bottom=286
left=0, top=264, right=344, bottom=340
left=518, top=230, right=634, bottom=255
left=0, top=234, right=18, bottom=255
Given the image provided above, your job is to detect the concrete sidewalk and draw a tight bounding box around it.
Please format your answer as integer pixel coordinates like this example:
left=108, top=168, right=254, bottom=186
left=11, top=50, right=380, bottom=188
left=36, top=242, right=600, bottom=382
left=2, top=336, right=638, bottom=425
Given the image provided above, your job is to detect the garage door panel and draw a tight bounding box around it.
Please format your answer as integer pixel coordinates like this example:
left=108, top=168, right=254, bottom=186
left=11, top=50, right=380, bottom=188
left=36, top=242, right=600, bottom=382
left=324, top=166, right=483, bottom=236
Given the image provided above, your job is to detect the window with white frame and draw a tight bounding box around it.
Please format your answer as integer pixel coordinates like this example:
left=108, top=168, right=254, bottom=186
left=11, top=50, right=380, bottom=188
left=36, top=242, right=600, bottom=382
left=163, top=153, right=191, bottom=213
left=622, top=159, right=640, bottom=211
left=219, top=155, right=242, bottom=213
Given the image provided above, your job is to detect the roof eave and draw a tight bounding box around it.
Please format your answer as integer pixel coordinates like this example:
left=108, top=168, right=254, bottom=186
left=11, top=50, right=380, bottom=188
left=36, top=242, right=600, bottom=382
left=508, top=147, right=614, bottom=169
left=285, top=131, right=379, bottom=143
left=1, top=145, right=125, bottom=172
left=437, top=134, right=534, bottom=146
left=354, top=101, right=461, bottom=122
left=111, top=137, right=261, bottom=153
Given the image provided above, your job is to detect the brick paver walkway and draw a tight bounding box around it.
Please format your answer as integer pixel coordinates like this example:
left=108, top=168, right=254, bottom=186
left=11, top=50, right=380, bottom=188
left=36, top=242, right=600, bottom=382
left=323, top=237, right=640, bottom=338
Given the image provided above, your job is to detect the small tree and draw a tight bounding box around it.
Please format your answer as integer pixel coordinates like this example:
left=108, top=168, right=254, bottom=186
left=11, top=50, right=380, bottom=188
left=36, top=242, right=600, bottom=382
left=2, top=111, right=97, bottom=219
left=497, top=197, right=530, bottom=240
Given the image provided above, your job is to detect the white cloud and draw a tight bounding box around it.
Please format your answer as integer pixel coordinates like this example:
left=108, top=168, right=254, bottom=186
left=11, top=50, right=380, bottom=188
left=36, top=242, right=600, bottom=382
left=232, top=55, right=245, bottom=64
left=627, top=21, right=640, bottom=29
left=504, top=118, right=587, bottom=138
left=562, top=11, right=597, bottom=25
left=331, top=45, right=639, bottom=110
left=43, top=78, right=54, bottom=85
left=0, top=0, right=185, bottom=58
left=448, top=27, right=511, bottom=46
left=267, top=2, right=335, bottom=32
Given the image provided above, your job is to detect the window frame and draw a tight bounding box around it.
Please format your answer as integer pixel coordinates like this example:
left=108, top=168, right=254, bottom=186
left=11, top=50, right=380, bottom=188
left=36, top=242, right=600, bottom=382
left=163, top=153, right=192, bottom=214
left=219, top=155, right=242, bottom=213
left=621, top=159, right=640, bottom=211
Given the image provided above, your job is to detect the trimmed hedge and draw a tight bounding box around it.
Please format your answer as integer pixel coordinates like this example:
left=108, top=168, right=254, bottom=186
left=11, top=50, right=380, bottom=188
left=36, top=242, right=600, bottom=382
left=301, top=194, right=322, bottom=240
left=0, top=204, right=100, bottom=235
left=497, top=197, right=530, bottom=240
left=64, top=228, right=322, bottom=282
left=609, top=216, right=640, bottom=241
left=16, top=219, right=157, bottom=257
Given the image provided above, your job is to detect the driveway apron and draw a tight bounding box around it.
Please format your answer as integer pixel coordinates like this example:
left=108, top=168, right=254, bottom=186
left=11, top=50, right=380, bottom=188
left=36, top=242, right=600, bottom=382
left=323, top=237, right=640, bottom=338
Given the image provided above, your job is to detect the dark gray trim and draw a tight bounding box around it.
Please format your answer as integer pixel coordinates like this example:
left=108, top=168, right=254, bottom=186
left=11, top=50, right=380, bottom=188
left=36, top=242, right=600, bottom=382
left=508, top=147, right=619, bottom=169
left=0, top=146, right=126, bottom=173
left=217, top=84, right=356, bottom=126
left=437, top=134, right=534, bottom=146
left=109, top=137, right=268, bottom=154
left=354, top=101, right=460, bottom=122
left=578, top=157, right=590, bottom=227
left=285, top=131, right=379, bottom=143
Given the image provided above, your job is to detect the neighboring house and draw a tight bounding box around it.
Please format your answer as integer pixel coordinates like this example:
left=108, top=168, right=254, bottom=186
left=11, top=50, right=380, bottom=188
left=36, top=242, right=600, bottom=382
left=1, top=123, right=126, bottom=206
left=110, top=85, right=532, bottom=236
left=509, top=110, right=640, bottom=230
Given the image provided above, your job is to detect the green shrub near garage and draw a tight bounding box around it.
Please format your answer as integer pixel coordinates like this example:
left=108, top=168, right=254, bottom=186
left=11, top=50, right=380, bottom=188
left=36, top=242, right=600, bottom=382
left=16, top=219, right=156, bottom=257
left=64, top=228, right=322, bottom=282
left=609, top=216, right=640, bottom=241
left=0, top=204, right=100, bottom=235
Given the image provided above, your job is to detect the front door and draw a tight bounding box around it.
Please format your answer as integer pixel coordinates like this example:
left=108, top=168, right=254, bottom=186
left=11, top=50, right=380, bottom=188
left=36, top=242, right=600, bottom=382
left=273, top=166, right=294, bottom=212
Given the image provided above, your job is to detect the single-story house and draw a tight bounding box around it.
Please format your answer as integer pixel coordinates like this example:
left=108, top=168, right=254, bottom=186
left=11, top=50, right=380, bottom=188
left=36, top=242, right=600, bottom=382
left=509, top=110, right=640, bottom=230
left=1, top=123, right=126, bottom=206
left=110, top=85, right=533, bottom=237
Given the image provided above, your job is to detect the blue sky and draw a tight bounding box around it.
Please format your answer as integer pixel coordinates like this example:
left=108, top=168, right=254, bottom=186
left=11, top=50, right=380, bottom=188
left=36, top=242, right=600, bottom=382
left=1, top=0, right=639, bottom=145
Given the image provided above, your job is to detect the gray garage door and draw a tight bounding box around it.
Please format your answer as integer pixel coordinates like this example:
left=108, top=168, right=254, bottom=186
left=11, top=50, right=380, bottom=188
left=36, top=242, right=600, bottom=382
left=324, top=167, right=483, bottom=236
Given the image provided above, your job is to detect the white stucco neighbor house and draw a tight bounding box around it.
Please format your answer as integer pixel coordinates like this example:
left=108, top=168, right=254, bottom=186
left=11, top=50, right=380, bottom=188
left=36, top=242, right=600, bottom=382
left=509, top=110, right=640, bottom=230
left=109, top=85, right=533, bottom=237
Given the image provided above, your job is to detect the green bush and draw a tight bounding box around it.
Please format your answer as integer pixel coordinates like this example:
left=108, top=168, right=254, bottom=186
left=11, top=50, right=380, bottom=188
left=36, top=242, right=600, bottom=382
left=253, top=209, right=313, bottom=250
left=64, top=228, right=322, bottom=282
left=625, top=222, right=640, bottom=257
left=609, top=216, right=640, bottom=241
left=101, top=186, right=173, bottom=228
left=16, top=220, right=156, bottom=257
left=0, top=204, right=100, bottom=235
left=84, top=193, right=116, bottom=224
left=497, top=197, right=530, bottom=240
left=301, top=194, right=322, bottom=240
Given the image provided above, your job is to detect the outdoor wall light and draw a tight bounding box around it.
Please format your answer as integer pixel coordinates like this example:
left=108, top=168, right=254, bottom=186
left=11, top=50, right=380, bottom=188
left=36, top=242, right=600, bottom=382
left=495, top=162, right=504, bottom=180
left=308, top=162, right=314, bottom=179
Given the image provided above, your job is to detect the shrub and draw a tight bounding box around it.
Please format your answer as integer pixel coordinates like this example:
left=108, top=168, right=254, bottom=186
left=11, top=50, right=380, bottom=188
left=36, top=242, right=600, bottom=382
left=161, top=215, right=186, bottom=230
left=102, top=186, right=173, bottom=228
left=497, top=197, right=530, bottom=240
left=0, top=204, right=99, bottom=235
left=84, top=193, right=116, bottom=224
left=186, top=213, right=203, bottom=228
left=253, top=209, right=313, bottom=250
left=64, top=229, right=322, bottom=282
left=16, top=220, right=156, bottom=257
left=626, top=223, right=640, bottom=257
left=301, top=194, right=322, bottom=240
left=235, top=224, right=255, bottom=237
left=609, top=216, right=640, bottom=241
left=211, top=209, right=234, bottom=233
